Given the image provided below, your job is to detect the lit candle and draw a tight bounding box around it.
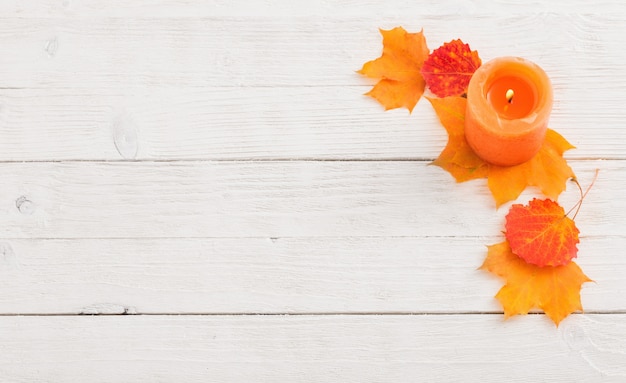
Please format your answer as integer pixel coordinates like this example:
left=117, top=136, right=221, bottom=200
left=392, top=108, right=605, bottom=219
left=464, top=57, right=553, bottom=166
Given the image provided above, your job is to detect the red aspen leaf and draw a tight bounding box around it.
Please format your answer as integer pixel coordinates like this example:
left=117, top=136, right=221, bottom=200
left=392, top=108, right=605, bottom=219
left=421, top=39, right=481, bottom=98
left=358, top=27, right=429, bottom=112
left=481, top=241, right=591, bottom=326
left=505, top=198, right=580, bottom=267
left=428, top=96, right=575, bottom=206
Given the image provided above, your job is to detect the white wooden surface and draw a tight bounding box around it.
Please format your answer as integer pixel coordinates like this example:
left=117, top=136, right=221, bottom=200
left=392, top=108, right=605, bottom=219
left=1, top=1, right=625, bottom=381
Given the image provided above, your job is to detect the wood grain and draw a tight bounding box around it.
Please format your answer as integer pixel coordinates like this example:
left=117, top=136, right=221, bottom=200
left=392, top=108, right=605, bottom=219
left=0, top=14, right=624, bottom=160
left=1, top=1, right=625, bottom=381
left=1, top=314, right=625, bottom=382
left=0, top=14, right=624, bottom=89
left=0, top=160, right=612, bottom=239
left=0, top=85, right=623, bottom=161
left=0, top=236, right=620, bottom=314
left=1, top=0, right=624, bottom=17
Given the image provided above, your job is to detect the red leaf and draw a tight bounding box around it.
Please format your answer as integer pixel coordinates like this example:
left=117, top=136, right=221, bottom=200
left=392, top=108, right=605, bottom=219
left=505, top=198, right=580, bottom=267
left=421, top=39, right=481, bottom=98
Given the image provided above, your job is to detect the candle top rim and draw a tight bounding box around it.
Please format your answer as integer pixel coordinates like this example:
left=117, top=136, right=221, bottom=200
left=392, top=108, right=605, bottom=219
left=467, top=56, right=553, bottom=136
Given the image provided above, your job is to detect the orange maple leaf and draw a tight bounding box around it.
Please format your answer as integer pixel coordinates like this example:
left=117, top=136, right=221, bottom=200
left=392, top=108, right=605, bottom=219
left=481, top=241, right=591, bottom=326
left=505, top=198, right=579, bottom=267
left=358, top=27, right=429, bottom=112
left=428, top=96, right=489, bottom=181
left=421, top=39, right=481, bottom=98
left=428, top=96, right=575, bottom=206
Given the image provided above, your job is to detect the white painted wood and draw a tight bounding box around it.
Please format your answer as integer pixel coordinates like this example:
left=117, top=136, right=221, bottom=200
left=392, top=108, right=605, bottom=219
left=0, top=315, right=625, bottom=382
left=0, top=85, right=622, bottom=160
left=1, top=1, right=624, bottom=381
left=0, top=236, right=619, bottom=314
left=0, top=14, right=624, bottom=89
left=0, top=160, right=611, bottom=238
left=0, top=0, right=624, bottom=17
left=0, top=86, right=444, bottom=161
left=0, top=14, right=624, bottom=160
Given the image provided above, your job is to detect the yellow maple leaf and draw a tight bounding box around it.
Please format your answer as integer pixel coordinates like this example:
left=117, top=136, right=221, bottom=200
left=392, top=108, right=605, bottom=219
left=429, top=96, right=489, bottom=181
left=488, top=129, right=576, bottom=206
left=358, top=27, right=429, bottom=112
left=428, top=96, right=575, bottom=206
left=480, top=241, right=592, bottom=326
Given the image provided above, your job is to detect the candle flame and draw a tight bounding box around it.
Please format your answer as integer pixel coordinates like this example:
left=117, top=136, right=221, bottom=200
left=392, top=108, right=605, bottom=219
left=506, top=89, right=514, bottom=103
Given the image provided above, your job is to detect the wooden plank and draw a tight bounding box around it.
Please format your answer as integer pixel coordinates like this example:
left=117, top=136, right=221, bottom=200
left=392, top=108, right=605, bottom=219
left=0, top=160, right=612, bottom=239
left=0, top=86, right=442, bottom=161
left=0, top=13, right=623, bottom=160
left=0, top=14, right=623, bottom=89
left=0, top=314, right=624, bottom=381
left=0, top=86, right=621, bottom=161
left=1, top=0, right=623, bottom=17
left=0, top=236, right=619, bottom=314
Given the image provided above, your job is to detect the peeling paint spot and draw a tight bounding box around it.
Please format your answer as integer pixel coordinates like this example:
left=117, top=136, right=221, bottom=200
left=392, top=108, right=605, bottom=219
left=0, top=242, right=18, bottom=267
left=44, top=36, right=58, bottom=57
left=112, top=111, right=139, bottom=160
left=561, top=321, right=590, bottom=351
left=16, top=196, right=36, bottom=215
left=79, top=303, right=137, bottom=315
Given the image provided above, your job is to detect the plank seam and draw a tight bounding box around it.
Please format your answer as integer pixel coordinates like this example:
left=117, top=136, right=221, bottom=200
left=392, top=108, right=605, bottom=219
left=0, top=158, right=615, bottom=163
left=0, top=312, right=623, bottom=317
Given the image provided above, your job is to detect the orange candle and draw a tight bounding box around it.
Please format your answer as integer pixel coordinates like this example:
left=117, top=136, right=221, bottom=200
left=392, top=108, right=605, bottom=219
left=465, top=57, right=553, bottom=166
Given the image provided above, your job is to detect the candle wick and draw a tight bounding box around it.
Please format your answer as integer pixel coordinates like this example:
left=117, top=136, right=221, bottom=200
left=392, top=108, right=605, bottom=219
left=506, top=89, right=514, bottom=104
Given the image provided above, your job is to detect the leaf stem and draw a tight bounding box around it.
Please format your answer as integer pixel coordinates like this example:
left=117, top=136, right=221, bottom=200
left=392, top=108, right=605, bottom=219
left=565, top=169, right=599, bottom=220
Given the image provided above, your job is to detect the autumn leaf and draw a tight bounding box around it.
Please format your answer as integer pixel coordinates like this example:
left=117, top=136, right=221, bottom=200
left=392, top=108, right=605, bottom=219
left=481, top=241, right=591, bottom=326
left=358, top=27, right=429, bottom=112
left=421, top=39, right=481, bottom=98
left=488, top=130, right=576, bottom=206
left=428, top=96, right=489, bottom=181
left=428, top=96, right=575, bottom=206
left=505, top=198, right=579, bottom=267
